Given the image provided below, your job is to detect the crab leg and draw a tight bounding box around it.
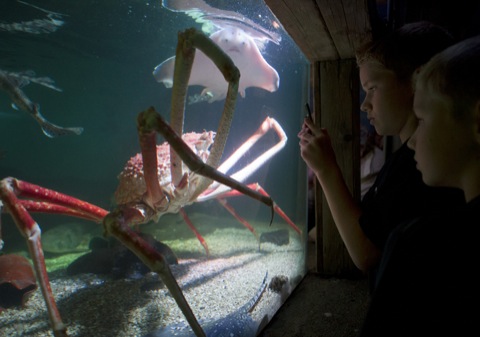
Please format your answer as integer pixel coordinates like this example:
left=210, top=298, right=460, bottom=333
left=200, top=116, right=288, bottom=199
left=169, top=28, right=240, bottom=193
left=195, top=116, right=302, bottom=232
left=0, top=177, right=109, bottom=337
left=102, top=210, right=206, bottom=337
left=216, top=184, right=302, bottom=235
left=179, top=208, right=210, bottom=255
left=1, top=178, right=108, bottom=221
left=137, top=113, right=170, bottom=212
left=217, top=198, right=259, bottom=238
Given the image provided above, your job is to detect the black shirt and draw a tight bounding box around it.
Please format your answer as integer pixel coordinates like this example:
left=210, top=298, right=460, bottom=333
left=360, top=142, right=464, bottom=251
left=359, top=195, right=478, bottom=336
left=359, top=142, right=464, bottom=290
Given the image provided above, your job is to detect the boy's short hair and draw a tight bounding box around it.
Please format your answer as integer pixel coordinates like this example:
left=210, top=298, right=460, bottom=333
left=417, top=35, right=480, bottom=120
left=356, top=21, right=454, bottom=82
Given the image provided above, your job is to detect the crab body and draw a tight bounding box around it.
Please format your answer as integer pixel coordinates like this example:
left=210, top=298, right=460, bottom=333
left=115, top=131, right=215, bottom=222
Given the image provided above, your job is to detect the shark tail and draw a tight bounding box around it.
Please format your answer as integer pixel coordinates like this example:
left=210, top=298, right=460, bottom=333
left=246, top=271, right=268, bottom=314
left=40, top=123, right=84, bottom=138
left=33, top=106, right=83, bottom=137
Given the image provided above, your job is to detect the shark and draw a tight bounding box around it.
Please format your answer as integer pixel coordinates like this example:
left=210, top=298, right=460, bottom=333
left=0, top=69, right=83, bottom=138
left=153, top=0, right=281, bottom=103
left=144, top=272, right=270, bottom=337
left=153, top=27, right=280, bottom=104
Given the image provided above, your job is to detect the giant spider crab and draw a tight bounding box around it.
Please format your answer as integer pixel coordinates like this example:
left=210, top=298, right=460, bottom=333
left=0, top=28, right=300, bottom=337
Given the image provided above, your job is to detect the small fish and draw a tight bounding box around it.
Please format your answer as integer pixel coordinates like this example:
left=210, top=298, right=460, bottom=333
left=3, top=70, right=63, bottom=92
left=259, top=229, right=290, bottom=247
left=187, top=92, right=214, bottom=105
left=144, top=272, right=269, bottom=337
left=0, top=1, right=65, bottom=35
left=0, top=69, right=83, bottom=137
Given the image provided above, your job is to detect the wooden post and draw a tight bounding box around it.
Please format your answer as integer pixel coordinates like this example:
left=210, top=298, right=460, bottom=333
left=313, top=59, right=361, bottom=276
left=265, top=0, right=371, bottom=276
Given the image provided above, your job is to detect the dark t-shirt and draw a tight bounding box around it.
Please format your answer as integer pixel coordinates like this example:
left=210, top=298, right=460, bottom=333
left=359, top=141, right=464, bottom=251
left=359, top=195, right=478, bottom=336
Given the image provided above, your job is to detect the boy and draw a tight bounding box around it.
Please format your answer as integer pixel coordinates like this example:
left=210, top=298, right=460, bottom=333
left=298, top=22, right=464, bottom=284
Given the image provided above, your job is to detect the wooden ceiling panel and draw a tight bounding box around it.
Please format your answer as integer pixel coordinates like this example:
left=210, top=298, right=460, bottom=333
left=265, top=0, right=338, bottom=61
left=266, top=0, right=371, bottom=62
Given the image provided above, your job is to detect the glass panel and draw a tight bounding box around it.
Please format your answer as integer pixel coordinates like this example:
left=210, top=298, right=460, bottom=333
left=0, top=1, right=309, bottom=336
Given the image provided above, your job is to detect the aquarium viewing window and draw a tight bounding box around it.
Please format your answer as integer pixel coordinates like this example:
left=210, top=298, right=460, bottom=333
left=0, top=1, right=309, bottom=336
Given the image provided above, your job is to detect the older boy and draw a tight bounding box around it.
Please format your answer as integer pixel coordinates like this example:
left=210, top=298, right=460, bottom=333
left=298, top=22, right=464, bottom=286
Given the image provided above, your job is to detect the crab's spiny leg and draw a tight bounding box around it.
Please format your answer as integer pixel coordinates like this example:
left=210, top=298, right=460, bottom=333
left=7, top=178, right=108, bottom=220
left=103, top=210, right=206, bottom=337
left=217, top=184, right=302, bottom=235
left=179, top=208, right=210, bottom=255
left=169, top=29, right=196, bottom=186
left=188, top=29, right=240, bottom=198
left=137, top=114, right=169, bottom=212
left=187, top=28, right=240, bottom=169
left=212, top=117, right=287, bottom=188
left=217, top=198, right=259, bottom=239
left=169, top=28, right=240, bottom=194
left=0, top=178, right=68, bottom=337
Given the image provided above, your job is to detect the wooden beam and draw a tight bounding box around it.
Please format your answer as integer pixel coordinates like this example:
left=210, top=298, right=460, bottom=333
left=311, top=62, right=324, bottom=273
left=316, top=59, right=361, bottom=276
left=266, top=0, right=369, bottom=276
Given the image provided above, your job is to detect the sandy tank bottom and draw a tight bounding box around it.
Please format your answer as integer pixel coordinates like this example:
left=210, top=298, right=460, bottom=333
left=0, top=211, right=306, bottom=337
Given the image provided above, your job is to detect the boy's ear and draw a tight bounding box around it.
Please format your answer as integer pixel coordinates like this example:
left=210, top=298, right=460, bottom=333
left=411, top=67, right=423, bottom=91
